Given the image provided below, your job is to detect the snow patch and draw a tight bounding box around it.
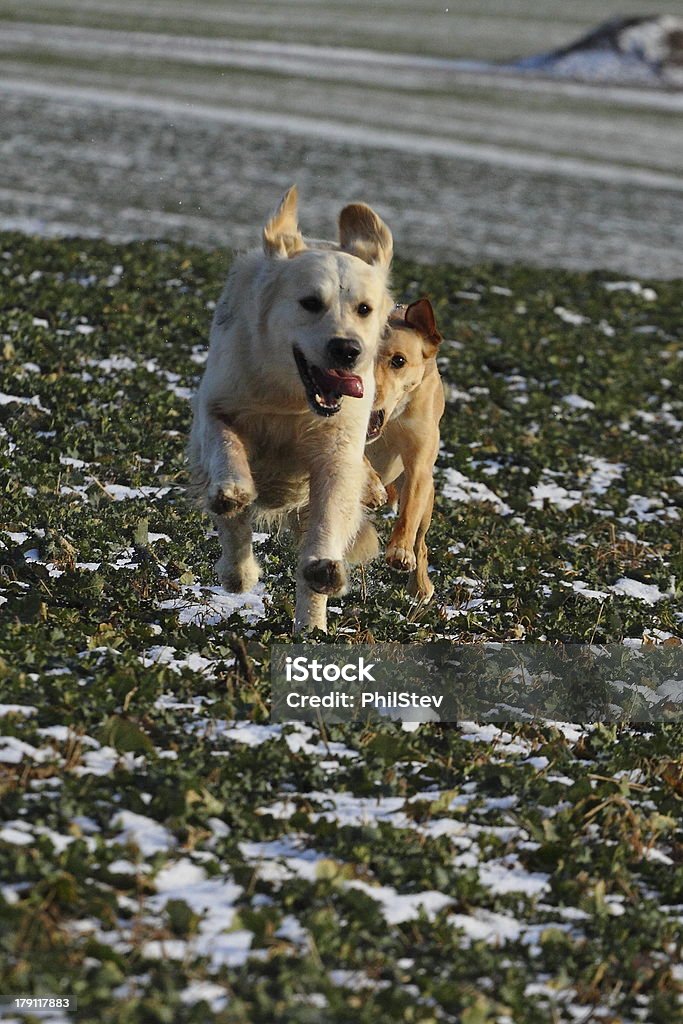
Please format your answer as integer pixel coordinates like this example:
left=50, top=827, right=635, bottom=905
left=442, top=468, right=512, bottom=515
left=610, top=577, right=668, bottom=604
left=114, top=811, right=177, bottom=856
left=158, top=583, right=266, bottom=625
left=345, top=880, right=453, bottom=924
left=530, top=482, right=581, bottom=511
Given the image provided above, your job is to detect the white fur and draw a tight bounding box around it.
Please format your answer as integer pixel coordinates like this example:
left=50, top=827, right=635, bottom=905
left=188, top=187, right=393, bottom=632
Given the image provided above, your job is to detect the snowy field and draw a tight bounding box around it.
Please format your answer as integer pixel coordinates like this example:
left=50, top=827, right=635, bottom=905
left=1, top=234, right=682, bottom=1022
left=1, top=4, right=682, bottom=1020
left=0, top=0, right=682, bottom=274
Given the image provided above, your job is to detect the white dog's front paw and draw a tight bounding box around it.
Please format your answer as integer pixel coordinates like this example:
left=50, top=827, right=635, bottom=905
left=302, top=558, right=347, bottom=595
left=216, top=554, right=261, bottom=593
left=207, top=478, right=257, bottom=518
left=385, top=542, right=416, bottom=573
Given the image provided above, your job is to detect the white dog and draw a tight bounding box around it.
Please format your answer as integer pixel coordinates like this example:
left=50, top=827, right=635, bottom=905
left=188, top=186, right=393, bottom=632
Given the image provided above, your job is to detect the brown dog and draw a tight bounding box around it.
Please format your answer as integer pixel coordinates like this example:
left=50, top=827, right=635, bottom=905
left=365, top=299, right=444, bottom=600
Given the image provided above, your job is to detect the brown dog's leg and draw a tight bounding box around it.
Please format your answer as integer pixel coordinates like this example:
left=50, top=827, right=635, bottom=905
left=385, top=480, right=400, bottom=512
left=385, top=466, right=433, bottom=574
left=408, top=481, right=435, bottom=601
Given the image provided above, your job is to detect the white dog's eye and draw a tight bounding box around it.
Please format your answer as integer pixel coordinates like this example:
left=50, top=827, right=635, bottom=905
left=299, top=296, right=325, bottom=313
left=357, top=303, right=372, bottom=317
left=390, top=354, right=406, bottom=369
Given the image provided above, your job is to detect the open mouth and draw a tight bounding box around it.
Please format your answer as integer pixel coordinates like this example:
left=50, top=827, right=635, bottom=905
left=366, top=408, right=385, bottom=442
left=293, top=347, right=363, bottom=418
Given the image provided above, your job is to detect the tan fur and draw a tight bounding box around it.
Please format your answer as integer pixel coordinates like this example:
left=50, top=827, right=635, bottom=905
left=339, top=203, right=393, bottom=269
left=262, top=184, right=306, bottom=258
left=188, top=186, right=393, bottom=632
left=365, top=299, right=445, bottom=601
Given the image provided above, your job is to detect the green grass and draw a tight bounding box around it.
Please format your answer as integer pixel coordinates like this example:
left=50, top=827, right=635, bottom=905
left=0, top=233, right=682, bottom=1022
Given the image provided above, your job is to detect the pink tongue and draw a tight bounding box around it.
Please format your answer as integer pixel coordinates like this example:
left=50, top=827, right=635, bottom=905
left=314, top=367, right=364, bottom=399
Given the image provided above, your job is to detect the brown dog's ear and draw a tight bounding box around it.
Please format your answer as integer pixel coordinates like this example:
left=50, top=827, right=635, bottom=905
left=338, top=203, right=393, bottom=269
left=405, top=298, right=442, bottom=352
left=263, top=185, right=306, bottom=258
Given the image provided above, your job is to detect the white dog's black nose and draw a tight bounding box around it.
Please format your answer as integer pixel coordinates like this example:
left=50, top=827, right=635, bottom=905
left=328, top=337, right=362, bottom=368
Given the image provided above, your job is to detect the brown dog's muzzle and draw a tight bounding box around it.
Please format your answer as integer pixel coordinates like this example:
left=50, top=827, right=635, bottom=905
left=366, top=408, right=385, bottom=442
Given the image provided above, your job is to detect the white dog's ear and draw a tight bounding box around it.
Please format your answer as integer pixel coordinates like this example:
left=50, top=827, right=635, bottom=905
left=263, top=185, right=306, bottom=258
left=338, top=203, right=393, bottom=269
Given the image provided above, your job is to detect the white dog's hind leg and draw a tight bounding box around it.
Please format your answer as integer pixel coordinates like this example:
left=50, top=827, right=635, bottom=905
left=215, top=512, right=260, bottom=592
left=346, top=518, right=380, bottom=565
left=294, top=582, right=328, bottom=634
